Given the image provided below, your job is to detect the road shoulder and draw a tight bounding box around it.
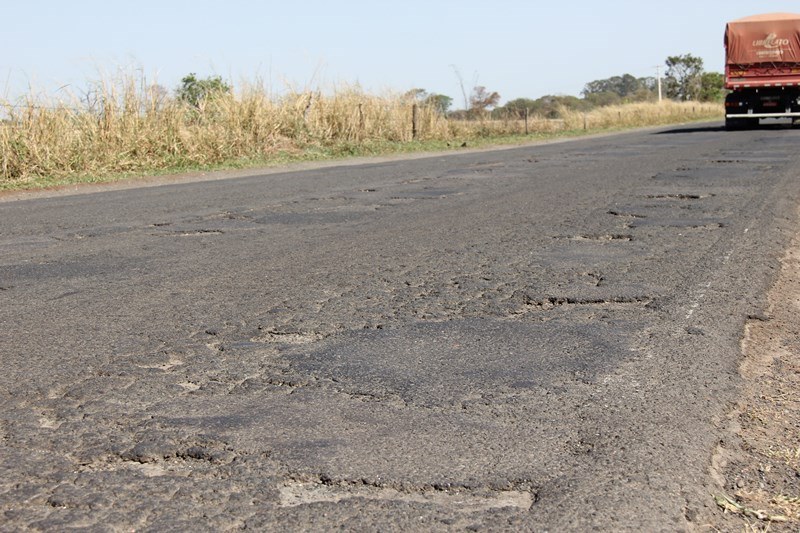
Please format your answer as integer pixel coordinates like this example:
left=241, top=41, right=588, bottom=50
left=711, top=209, right=800, bottom=529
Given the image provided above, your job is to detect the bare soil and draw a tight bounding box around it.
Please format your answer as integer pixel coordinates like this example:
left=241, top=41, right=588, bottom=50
left=711, top=217, right=800, bottom=530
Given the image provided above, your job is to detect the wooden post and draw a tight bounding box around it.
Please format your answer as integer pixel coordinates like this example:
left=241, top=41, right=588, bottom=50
left=583, top=113, right=587, bottom=131
left=412, top=103, right=418, bottom=140
left=524, top=108, right=529, bottom=135
left=303, top=92, right=313, bottom=125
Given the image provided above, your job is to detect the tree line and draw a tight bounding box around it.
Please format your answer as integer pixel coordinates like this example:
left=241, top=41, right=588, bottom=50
left=175, top=53, right=723, bottom=121
left=406, top=54, right=724, bottom=120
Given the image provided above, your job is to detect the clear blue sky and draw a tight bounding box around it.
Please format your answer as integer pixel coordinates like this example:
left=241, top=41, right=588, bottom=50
left=3, top=1, right=800, bottom=107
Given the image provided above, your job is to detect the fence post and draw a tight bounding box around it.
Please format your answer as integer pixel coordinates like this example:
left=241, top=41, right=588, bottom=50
left=412, top=103, right=418, bottom=140
left=524, top=108, right=529, bottom=135
left=583, top=113, right=587, bottom=131
left=303, top=92, right=313, bottom=125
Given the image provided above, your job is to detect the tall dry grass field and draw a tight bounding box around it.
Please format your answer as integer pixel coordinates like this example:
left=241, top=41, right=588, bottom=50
left=0, top=74, right=722, bottom=189
left=561, top=101, right=721, bottom=130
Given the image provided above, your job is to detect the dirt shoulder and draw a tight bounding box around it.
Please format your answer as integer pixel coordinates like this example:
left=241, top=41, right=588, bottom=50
left=710, top=214, right=800, bottom=530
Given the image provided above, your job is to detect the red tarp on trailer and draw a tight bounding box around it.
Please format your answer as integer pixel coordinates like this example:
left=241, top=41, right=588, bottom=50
left=725, top=13, right=800, bottom=64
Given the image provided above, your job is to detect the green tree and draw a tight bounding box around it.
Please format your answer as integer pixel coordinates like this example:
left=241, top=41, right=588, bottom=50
left=176, top=73, right=231, bottom=107
left=495, top=95, right=590, bottom=119
left=698, top=72, right=725, bottom=102
left=424, top=93, right=453, bottom=115
left=665, top=54, right=704, bottom=101
left=403, top=89, right=452, bottom=115
left=495, top=97, right=538, bottom=118
left=582, top=74, right=656, bottom=104
left=537, top=95, right=591, bottom=118
left=583, top=74, right=649, bottom=98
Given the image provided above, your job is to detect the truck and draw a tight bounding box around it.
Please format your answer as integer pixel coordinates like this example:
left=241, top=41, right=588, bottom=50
left=724, top=13, right=800, bottom=130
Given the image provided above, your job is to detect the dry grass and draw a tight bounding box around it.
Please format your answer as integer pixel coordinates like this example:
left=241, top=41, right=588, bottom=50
left=711, top=242, right=800, bottom=531
left=561, top=100, right=721, bottom=129
left=0, top=73, right=722, bottom=190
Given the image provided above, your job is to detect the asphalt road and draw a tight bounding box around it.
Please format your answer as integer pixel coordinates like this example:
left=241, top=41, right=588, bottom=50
left=1, top=123, right=799, bottom=531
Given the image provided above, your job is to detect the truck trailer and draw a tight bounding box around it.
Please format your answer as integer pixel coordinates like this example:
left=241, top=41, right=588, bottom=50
left=725, top=13, right=800, bottom=130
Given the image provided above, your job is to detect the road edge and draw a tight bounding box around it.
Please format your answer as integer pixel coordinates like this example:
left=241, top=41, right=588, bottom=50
left=0, top=122, right=720, bottom=203
left=708, top=204, right=800, bottom=530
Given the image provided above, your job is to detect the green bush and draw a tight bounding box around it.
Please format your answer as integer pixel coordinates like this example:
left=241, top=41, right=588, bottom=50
left=176, top=73, right=231, bottom=107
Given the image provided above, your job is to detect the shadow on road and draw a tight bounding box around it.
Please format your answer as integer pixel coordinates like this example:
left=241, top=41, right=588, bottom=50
left=655, top=124, right=725, bottom=135
left=656, top=122, right=797, bottom=135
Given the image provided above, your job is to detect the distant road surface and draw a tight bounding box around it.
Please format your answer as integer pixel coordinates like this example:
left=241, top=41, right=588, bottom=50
left=2, top=123, right=799, bottom=530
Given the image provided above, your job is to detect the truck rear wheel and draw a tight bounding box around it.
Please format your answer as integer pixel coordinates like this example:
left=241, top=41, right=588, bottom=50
left=725, top=117, right=743, bottom=130
left=725, top=117, right=758, bottom=130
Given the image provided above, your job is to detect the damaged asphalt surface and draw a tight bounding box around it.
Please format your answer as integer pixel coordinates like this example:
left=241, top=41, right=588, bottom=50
left=1, top=123, right=799, bottom=530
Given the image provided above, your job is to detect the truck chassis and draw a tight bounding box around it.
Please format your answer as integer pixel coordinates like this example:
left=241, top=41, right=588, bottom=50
left=725, top=84, right=800, bottom=130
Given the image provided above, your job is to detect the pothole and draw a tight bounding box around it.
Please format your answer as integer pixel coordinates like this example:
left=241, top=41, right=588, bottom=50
left=136, top=358, right=184, bottom=371
left=568, top=234, right=634, bottom=242
left=286, top=319, right=636, bottom=406
left=278, top=481, right=535, bottom=511
left=645, top=194, right=708, bottom=200
left=254, top=329, right=324, bottom=345
left=155, top=229, right=224, bottom=236
left=608, top=210, right=646, bottom=219
left=527, top=295, right=652, bottom=309
left=38, top=415, right=63, bottom=430
left=629, top=219, right=724, bottom=229
left=178, top=230, right=223, bottom=236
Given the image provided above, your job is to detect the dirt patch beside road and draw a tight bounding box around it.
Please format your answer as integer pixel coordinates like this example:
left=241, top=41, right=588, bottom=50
left=712, top=221, right=800, bottom=530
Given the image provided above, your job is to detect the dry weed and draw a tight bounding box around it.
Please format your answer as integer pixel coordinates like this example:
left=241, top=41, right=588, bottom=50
left=0, top=73, right=722, bottom=187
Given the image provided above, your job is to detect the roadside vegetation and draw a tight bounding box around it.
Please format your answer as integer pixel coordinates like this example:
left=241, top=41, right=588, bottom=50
left=712, top=237, right=800, bottom=530
left=0, top=54, right=722, bottom=191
